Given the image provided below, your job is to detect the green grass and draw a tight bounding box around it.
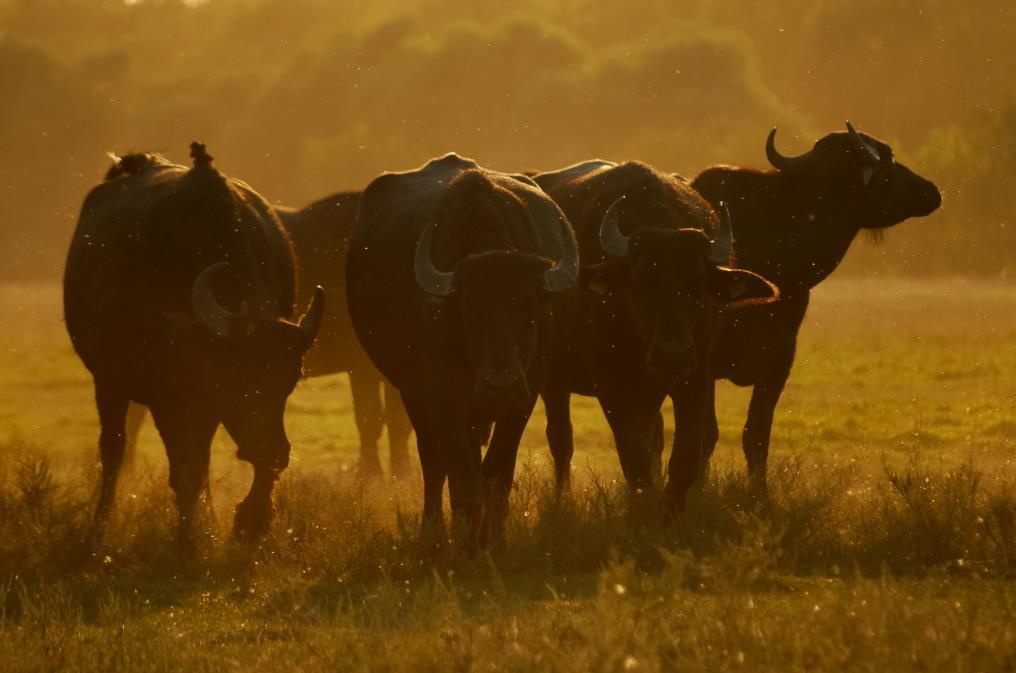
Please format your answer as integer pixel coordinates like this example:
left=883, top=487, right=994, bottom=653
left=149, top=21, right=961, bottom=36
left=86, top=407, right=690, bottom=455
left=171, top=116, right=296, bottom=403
left=1, top=278, right=1016, bottom=672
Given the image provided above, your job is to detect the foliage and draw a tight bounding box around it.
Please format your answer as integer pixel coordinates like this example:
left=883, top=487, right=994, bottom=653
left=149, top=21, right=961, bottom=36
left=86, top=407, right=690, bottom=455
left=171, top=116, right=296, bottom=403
left=1, top=0, right=1014, bottom=277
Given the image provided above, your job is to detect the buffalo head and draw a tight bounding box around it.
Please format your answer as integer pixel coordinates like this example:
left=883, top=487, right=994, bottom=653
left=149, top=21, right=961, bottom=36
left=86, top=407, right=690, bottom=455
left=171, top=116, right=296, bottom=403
left=766, top=121, right=942, bottom=228
left=588, top=196, right=778, bottom=386
left=191, top=262, right=323, bottom=467
left=414, top=216, right=578, bottom=411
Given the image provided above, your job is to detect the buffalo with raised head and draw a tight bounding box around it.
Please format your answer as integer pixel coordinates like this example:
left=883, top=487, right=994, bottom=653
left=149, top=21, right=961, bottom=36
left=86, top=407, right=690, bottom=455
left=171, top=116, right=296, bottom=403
left=534, top=161, right=779, bottom=510
left=276, top=192, right=413, bottom=479
left=64, top=143, right=324, bottom=543
left=690, top=122, right=942, bottom=484
left=347, top=153, right=578, bottom=544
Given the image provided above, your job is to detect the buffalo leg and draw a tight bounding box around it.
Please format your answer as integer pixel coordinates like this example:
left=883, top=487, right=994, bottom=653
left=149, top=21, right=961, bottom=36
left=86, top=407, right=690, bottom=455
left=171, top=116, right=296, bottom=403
left=543, top=388, right=574, bottom=492
left=349, top=368, right=385, bottom=479
left=150, top=402, right=218, bottom=546
left=665, top=367, right=710, bottom=512
left=433, top=419, right=484, bottom=549
left=742, top=379, right=787, bottom=486
left=121, top=402, right=147, bottom=475
left=234, top=463, right=281, bottom=541
left=93, top=380, right=129, bottom=535
left=598, top=393, right=664, bottom=493
left=401, top=394, right=446, bottom=528
left=700, top=381, right=719, bottom=479
left=481, top=403, right=536, bottom=543
left=383, top=380, right=414, bottom=478
left=648, top=411, right=665, bottom=486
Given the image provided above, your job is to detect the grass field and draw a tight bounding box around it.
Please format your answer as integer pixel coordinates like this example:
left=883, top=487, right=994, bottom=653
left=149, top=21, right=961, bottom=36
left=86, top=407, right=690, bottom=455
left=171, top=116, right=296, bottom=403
left=2, top=278, right=1016, bottom=672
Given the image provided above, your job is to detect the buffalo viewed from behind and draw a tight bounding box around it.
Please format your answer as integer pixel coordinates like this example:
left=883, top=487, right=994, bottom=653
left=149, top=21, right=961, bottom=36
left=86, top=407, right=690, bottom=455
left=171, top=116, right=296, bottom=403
left=64, top=144, right=324, bottom=544
left=278, top=193, right=413, bottom=478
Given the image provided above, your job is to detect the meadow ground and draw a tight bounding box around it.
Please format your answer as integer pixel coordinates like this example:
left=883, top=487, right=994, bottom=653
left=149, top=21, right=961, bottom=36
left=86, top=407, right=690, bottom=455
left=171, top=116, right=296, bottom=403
left=1, top=278, right=1015, bottom=672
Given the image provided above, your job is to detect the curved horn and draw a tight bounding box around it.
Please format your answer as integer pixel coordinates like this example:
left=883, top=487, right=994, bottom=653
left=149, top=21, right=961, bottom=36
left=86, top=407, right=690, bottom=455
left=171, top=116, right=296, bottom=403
left=414, top=223, right=455, bottom=296
left=541, top=216, right=579, bottom=293
left=846, top=121, right=880, bottom=163
left=191, top=262, right=236, bottom=338
left=709, top=201, right=734, bottom=265
left=765, top=128, right=813, bottom=172
left=598, top=196, right=630, bottom=258
left=297, top=285, right=325, bottom=343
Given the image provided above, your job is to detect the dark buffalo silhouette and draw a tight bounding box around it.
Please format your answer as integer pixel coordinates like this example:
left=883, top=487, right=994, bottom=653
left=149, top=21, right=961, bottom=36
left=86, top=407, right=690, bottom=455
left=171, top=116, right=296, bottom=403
left=534, top=160, right=778, bottom=509
left=277, top=193, right=413, bottom=478
left=64, top=144, right=324, bottom=543
left=120, top=191, right=413, bottom=480
left=689, top=122, right=943, bottom=484
left=347, top=153, right=579, bottom=544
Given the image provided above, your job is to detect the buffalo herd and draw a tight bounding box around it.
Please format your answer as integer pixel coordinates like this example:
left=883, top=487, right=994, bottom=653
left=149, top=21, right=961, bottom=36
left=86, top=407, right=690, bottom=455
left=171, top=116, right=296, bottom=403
left=66, top=125, right=942, bottom=547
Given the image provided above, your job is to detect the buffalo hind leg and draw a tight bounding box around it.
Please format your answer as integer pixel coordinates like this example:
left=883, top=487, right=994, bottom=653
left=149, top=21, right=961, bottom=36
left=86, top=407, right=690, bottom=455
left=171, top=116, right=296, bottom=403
left=543, top=388, right=574, bottom=492
left=481, top=403, right=536, bottom=545
left=350, top=369, right=385, bottom=479
left=120, top=402, right=148, bottom=475
left=92, top=380, right=129, bottom=540
left=383, top=380, right=414, bottom=478
left=150, top=403, right=218, bottom=548
left=742, top=379, right=786, bottom=489
left=234, top=463, right=282, bottom=541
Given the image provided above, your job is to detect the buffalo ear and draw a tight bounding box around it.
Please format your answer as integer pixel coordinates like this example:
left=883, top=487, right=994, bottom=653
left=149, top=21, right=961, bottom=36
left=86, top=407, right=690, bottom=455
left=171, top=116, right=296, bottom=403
left=580, top=259, right=630, bottom=295
left=709, top=266, right=779, bottom=309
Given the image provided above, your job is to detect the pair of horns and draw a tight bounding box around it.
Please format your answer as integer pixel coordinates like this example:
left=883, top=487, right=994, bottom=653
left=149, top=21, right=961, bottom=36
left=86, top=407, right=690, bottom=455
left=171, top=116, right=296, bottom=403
left=191, top=262, right=324, bottom=339
left=414, top=218, right=580, bottom=297
left=598, top=196, right=733, bottom=265
left=766, top=121, right=881, bottom=171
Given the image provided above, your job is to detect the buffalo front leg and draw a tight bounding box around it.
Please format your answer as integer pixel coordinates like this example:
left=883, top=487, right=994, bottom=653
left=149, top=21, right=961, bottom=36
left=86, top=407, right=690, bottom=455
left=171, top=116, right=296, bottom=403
left=401, top=394, right=446, bottom=530
left=700, top=380, right=719, bottom=480
left=92, top=380, right=129, bottom=538
left=435, top=421, right=484, bottom=550
left=648, top=411, right=665, bottom=486
left=349, top=368, right=385, bottom=479
left=742, top=379, right=787, bottom=488
left=665, top=368, right=710, bottom=513
left=598, top=393, right=665, bottom=494
left=481, top=403, right=536, bottom=544
left=383, top=379, right=414, bottom=478
left=543, top=387, right=574, bottom=492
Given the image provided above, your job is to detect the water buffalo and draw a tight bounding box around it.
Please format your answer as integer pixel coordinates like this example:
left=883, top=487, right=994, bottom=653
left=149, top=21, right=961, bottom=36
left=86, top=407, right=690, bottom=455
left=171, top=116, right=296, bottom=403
left=64, top=143, right=324, bottom=543
left=120, top=191, right=412, bottom=480
left=277, top=192, right=413, bottom=478
left=690, top=122, right=942, bottom=484
left=534, top=160, right=778, bottom=509
left=347, top=153, right=578, bottom=544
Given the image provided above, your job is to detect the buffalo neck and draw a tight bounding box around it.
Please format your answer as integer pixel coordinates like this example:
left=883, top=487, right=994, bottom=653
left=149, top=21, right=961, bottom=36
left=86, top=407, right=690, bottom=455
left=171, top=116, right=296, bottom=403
left=730, top=171, right=861, bottom=295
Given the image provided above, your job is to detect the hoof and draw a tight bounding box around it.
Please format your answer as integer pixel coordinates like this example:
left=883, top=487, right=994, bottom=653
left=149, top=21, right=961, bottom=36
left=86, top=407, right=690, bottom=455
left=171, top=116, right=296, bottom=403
left=232, top=499, right=273, bottom=541
left=389, top=454, right=414, bottom=480
left=358, top=456, right=385, bottom=482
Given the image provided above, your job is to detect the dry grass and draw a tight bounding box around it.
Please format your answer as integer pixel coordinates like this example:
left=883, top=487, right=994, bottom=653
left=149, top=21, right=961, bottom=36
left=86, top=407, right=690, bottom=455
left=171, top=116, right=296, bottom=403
left=1, top=278, right=1015, bottom=671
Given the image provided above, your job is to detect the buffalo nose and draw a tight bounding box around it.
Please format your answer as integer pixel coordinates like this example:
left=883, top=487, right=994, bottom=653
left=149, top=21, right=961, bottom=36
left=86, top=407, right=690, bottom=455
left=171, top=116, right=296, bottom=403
left=482, top=371, right=518, bottom=389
